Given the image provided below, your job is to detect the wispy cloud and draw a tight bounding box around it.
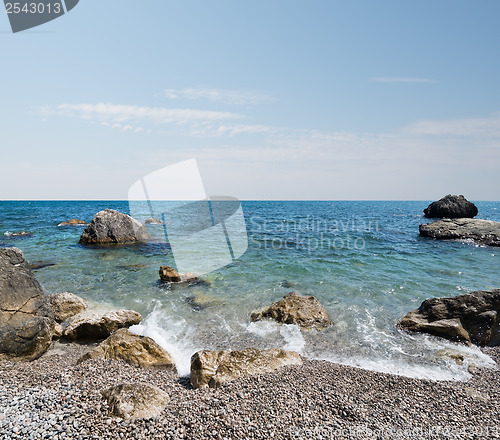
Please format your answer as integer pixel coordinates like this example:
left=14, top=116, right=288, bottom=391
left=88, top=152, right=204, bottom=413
left=371, top=77, right=437, bottom=84
left=163, top=87, right=273, bottom=105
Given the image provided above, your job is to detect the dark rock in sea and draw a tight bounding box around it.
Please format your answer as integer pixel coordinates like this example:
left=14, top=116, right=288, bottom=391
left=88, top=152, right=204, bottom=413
left=251, top=291, right=332, bottom=329
left=0, top=247, right=54, bottom=361
left=58, top=219, right=88, bottom=226
left=78, top=328, right=176, bottom=371
left=8, top=231, right=32, bottom=238
left=28, top=261, right=56, bottom=271
left=190, top=348, right=302, bottom=389
left=399, top=289, right=500, bottom=346
left=63, top=308, right=142, bottom=341
left=280, top=280, right=297, bottom=288
left=79, top=209, right=151, bottom=245
left=48, top=292, right=86, bottom=323
left=145, top=218, right=164, bottom=225
left=159, top=266, right=199, bottom=284
left=424, top=194, right=478, bottom=219
left=419, top=218, right=500, bottom=247
left=102, top=383, right=168, bottom=420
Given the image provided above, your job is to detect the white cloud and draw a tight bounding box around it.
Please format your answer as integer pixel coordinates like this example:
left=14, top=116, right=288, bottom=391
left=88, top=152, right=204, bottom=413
left=371, top=77, right=437, bottom=83
left=163, top=87, right=273, bottom=105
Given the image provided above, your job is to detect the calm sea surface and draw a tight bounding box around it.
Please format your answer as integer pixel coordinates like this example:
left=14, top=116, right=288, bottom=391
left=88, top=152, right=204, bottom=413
left=1, top=200, right=499, bottom=379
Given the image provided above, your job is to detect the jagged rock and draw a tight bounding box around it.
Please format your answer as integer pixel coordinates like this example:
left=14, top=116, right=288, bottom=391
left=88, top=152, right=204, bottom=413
left=251, top=291, right=332, bottom=329
left=102, top=383, right=168, bottom=420
left=47, top=292, right=86, bottom=322
left=419, top=218, right=500, bottom=247
left=63, top=308, right=142, bottom=341
left=0, top=248, right=54, bottom=361
left=159, top=266, right=181, bottom=283
left=79, top=209, right=150, bottom=245
left=144, top=218, right=163, bottom=224
left=424, top=194, right=478, bottom=219
left=78, top=328, right=175, bottom=371
left=58, top=219, right=88, bottom=226
left=191, top=348, right=302, bottom=389
left=399, top=289, right=500, bottom=346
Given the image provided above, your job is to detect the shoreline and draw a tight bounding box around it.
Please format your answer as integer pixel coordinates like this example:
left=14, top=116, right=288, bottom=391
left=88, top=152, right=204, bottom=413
left=1, top=341, right=499, bottom=439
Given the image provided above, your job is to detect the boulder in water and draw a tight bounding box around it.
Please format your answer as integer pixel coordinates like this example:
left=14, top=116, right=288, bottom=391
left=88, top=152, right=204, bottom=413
left=424, top=195, right=478, bottom=219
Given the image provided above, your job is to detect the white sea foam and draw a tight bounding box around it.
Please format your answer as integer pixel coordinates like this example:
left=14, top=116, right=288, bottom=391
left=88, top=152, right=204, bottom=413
left=280, top=324, right=305, bottom=353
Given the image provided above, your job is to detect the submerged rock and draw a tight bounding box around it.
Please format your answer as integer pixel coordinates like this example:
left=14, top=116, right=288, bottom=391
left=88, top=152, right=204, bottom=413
left=58, top=219, right=88, bottom=226
left=424, top=194, right=478, bottom=219
left=419, top=218, right=500, bottom=247
left=6, top=231, right=32, bottom=238
left=28, top=261, right=56, bottom=271
left=78, top=328, right=176, bottom=371
left=48, top=292, right=86, bottom=322
left=0, top=248, right=54, bottom=361
left=251, top=291, right=332, bottom=329
left=144, top=218, right=164, bottom=225
left=399, top=289, right=500, bottom=346
left=79, top=209, right=150, bottom=245
left=63, top=308, right=142, bottom=341
left=190, top=348, right=302, bottom=389
left=159, top=266, right=198, bottom=284
left=102, top=383, right=168, bottom=420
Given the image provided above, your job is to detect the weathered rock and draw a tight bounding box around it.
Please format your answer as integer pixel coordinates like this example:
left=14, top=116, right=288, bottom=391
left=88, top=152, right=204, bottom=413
left=63, top=308, right=142, bottom=341
left=399, top=289, right=500, bottom=346
left=58, top=219, right=88, bottom=226
left=159, top=266, right=181, bottom=283
left=0, top=248, right=54, bottom=361
left=191, top=348, right=302, bottom=389
left=419, top=218, right=500, bottom=247
left=251, top=291, right=332, bottom=329
left=79, top=209, right=150, bottom=245
left=424, top=194, right=478, bottom=219
left=78, top=328, right=176, bottom=370
left=47, top=292, right=86, bottom=322
left=144, top=218, right=164, bottom=224
left=102, top=383, right=168, bottom=420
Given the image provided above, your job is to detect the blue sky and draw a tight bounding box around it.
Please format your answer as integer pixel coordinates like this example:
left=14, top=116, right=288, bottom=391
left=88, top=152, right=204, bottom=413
left=1, top=0, right=499, bottom=200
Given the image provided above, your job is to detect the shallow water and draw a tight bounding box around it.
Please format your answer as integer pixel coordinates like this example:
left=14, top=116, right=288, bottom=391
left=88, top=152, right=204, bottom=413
left=1, top=200, right=499, bottom=379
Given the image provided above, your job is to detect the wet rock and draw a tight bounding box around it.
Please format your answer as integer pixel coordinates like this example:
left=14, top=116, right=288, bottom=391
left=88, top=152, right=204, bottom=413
left=251, top=291, right=332, bottom=329
left=399, top=289, right=500, bottom=346
left=436, top=349, right=465, bottom=365
left=28, top=261, right=56, bottom=271
left=78, top=328, right=176, bottom=371
left=159, top=266, right=181, bottom=283
left=79, top=209, right=150, bottom=245
left=190, top=348, right=302, bottom=389
left=58, top=219, right=88, bottom=226
left=0, top=247, right=54, bottom=361
left=63, top=308, right=142, bottom=341
left=424, top=194, right=478, bottom=218
left=47, top=292, right=86, bottom=323
left=101, top=383, right=168, bottom=420
left=144, top=218, right=164, bottom=225
left=419, top=218, right=500, bottom=246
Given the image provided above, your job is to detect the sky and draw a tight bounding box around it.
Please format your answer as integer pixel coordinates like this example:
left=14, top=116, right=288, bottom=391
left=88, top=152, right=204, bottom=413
left=0, top=0, right=499, bottom=200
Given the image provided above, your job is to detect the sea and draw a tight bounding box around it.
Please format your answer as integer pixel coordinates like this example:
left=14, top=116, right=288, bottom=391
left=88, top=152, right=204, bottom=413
left=1, top=200, right=499, bottom=380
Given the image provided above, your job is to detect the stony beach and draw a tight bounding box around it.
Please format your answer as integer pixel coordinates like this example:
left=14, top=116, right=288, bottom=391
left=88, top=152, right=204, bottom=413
left=0, top=342, right=499, bottom=440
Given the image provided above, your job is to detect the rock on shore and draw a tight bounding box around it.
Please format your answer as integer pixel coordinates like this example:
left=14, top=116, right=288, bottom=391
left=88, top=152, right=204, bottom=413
left=419, top=218, right=500, bottom=246
left=190, top=348, right=302, bottom=389
left=79, top=209, right=150, bottom=245
left=251, top=291, right=332, bottom=329
left=399, top=289, right=500, bottom=346
left=424, top=194, right=478, bottom=218
left=48, top=292, right=86, bottom=323
left=0, top=248, right=54, bottom=361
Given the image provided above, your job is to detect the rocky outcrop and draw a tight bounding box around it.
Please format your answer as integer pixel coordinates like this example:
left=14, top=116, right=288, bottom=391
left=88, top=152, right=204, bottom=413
left=251, top=291, right=332, bottom=329
left=63, top=308, right=142, bottom=341
left=58, top=219, right=88, bottom=226
left=144, top=218, right=163, bottom=225
left=0, top=248, right=54, bottom=361
left=424, top=195, right=478, bottom=219
left=48, top=292, right=86, bottom=322
left=159, top=266, right=198, bottom=284
left=419, top=218, right=500, bottom=247
left=79, top=209, right=150, bottom=245
left=102, top=383, right=168, bottom=420
left=190, top=348, right=302, bottom=389
left=78, top=328, right=175, bottom=371
left=399, top=289, right=500, bottom=346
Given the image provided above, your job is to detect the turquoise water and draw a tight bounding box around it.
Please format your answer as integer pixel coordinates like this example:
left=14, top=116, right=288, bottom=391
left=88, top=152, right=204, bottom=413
left=1, top=201, right=499, bottom=379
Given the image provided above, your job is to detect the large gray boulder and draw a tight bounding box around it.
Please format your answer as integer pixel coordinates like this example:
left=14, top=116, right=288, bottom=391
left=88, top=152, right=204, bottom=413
left=251, top=291, right=332, bottom=329
left=0, top=248, right=54, bottom=361
left=79, top=209, right=150, bottom=245
left=419, top=218, right=500, bottom=247
left=424, top=194, right=478, bottom=219
left=190, top=348, right=302, bottom=389
left=399, top=289, right=500, bottom=346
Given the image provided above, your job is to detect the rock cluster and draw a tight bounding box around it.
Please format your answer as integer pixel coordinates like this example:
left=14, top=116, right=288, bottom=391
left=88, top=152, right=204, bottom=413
left=424, top=194, right=478, bottom=218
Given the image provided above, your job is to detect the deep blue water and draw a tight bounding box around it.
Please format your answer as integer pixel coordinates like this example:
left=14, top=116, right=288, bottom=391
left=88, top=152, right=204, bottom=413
left=1, top=200, right=499, bottom=379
